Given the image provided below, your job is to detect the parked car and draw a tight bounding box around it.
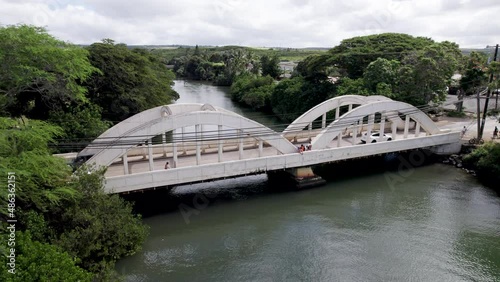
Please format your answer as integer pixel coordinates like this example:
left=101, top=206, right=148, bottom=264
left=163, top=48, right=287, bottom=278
left=361, top=132, right=392, bottom=143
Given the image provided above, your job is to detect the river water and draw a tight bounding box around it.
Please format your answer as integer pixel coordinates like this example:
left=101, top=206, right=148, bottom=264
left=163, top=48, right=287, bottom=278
left=116, top=80, right=500, bottom=282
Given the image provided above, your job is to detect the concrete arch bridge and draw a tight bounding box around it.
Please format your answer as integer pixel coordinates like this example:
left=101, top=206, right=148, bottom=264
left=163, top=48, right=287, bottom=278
left=80, top=96, right=461, bottom=193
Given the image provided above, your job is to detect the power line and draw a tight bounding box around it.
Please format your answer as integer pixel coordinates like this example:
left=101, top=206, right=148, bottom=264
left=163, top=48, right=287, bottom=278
left=49, top=97, right=470, bottom=151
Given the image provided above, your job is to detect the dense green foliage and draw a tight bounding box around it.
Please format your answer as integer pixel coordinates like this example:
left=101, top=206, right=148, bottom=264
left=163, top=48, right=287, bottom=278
left=0, top=25, right=99, bottom=120
left=460, top=51, right=489, bottom=95
left=0, top=118, right=75, bottom=211
left=152, top=45, right=327, bottom=64
left=171, top=47, right=259, bottom=85
left=56, top=166, right=148, bottom=276
left=0, top=232, right=92, bottom=282
left=86, top=40, right=179, bottom=121
left=294, top=34, right=462, bottom=106
left=260, top=55, right=281, bottom=79
left=0, top=117, right=148, bottom=280
left=270, top=76, right=336, bottom=122
left=0, top=25, right=180, bottom=281
left=463, top=142, right=500, bottom=188
left=329, top=33, right=435, bottom=79
left=230, top=74, right=275, bottom=110
left=48, top=103, right=112, bottom=149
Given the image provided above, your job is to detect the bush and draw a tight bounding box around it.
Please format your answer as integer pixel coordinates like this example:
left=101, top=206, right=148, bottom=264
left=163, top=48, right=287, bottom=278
left=463, top=142, right=500, bottom=188
left=0, top=232, right=92, bottom=282
left=446, top=110, right=467, bottom=118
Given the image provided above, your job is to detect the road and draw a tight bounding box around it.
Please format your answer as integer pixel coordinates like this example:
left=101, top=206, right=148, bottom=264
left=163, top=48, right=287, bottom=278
left=105, top=126, right=463, bottom=177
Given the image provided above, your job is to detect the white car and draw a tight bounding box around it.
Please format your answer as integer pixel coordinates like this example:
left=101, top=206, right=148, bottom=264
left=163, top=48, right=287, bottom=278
left=361, top=132, right=392, bottom=143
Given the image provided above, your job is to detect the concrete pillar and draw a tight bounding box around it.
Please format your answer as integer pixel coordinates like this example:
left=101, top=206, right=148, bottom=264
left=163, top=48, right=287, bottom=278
left=200, top=125, right=205, bottom=153
left=181, top=127, right=186, bottom=155
left=367, top=114, right=375, bottom=136
left=348, top=104, right=353, bottom=111
left=322, top=113, right=326, bottom=129
left=218, top=125, right=223, bottom=163
left=392, top=122, right=397, bottom=140
left=404, top=115, right=410, bottom=139
left=259, top=140, right=263, bottom=157
left=123, top=153, right=129, bottom=175
left=195, top=124, right=201, bottom=165
left=337, top=132, right=342, bottom=147
left=380, top=113, right=385, bottom=135
left=415, top=122, right=421, bottom=137
left=335, top=108, right=340, bottom=120
left=308, top=123, right=312, bottom=142
left=162, top=132, right=167, bottom=157
left=353, top=121, right=358, bottom=144
left=148, top=139, right=154, bottom=171
left=239, top=129, right=244, bottom=160
left=172, top=141, right=177, bottom=168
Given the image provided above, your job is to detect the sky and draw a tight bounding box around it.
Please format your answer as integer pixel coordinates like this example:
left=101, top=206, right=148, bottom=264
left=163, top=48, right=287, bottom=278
left=1, top=0, right=499, bottom=48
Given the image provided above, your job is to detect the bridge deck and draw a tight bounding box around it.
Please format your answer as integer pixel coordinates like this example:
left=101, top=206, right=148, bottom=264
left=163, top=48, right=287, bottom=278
left=104, top=131, right=460, bottom=193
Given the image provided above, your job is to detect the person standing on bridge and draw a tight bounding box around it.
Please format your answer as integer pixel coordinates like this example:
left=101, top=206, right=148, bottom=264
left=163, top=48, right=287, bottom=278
left=165, top=161, right=170, bottom=169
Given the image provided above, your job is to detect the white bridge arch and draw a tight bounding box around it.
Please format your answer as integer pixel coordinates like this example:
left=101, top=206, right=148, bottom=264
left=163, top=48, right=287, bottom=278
left=87, top=110, right=298, bottom=168
left=283, top=95, right=396, bottom=139
left=78, top=103, right=237, bottom=158
left=311, top=100, right=443, bottom=149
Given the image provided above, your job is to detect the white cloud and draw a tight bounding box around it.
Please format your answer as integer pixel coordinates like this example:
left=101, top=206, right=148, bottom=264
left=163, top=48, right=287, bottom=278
left=0, top=0, right=498, bottom=48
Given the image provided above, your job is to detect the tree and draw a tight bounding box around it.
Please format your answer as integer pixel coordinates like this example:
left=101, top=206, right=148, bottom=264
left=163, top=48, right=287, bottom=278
left=48, top=103, right=111, bottom=152
left=0, top=117, right=148, bottom=279
left=55, top=165, right=148, bottom=275
left=271, top=77, right=305, bottom=121
left=329, top=33, right=435, bottom=78
left=230, top=74, right=275, bottom=110
left=337, top=78, right=370, bottom=96
left=85, top=40, right=179, bottom=122
left=396, top=43, right=459, bottom=105
left=463, top=142, right=500, bottom=188
left=260, top=54, right=281, bottom=79
left=0, top=232, right=92, bottom=282
left=270, top=76, right=335, bottom=122
left=363, top=58, right=400, bottom=94
left=0, top=25, right=99, bottom=119
left=0, top=117, right=77, bottom=213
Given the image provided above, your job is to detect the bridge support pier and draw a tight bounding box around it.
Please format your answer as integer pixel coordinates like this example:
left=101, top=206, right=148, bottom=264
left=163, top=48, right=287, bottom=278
left=267, top=167, right=325, bottom=190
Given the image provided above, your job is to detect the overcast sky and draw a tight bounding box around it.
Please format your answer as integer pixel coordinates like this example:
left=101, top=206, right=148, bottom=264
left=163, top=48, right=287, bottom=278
left=1, top=0, right=498, bottom=48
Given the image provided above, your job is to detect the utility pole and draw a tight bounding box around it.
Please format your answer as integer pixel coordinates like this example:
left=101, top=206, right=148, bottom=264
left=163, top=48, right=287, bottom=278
left=478, top=44, right=499, bottom=140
